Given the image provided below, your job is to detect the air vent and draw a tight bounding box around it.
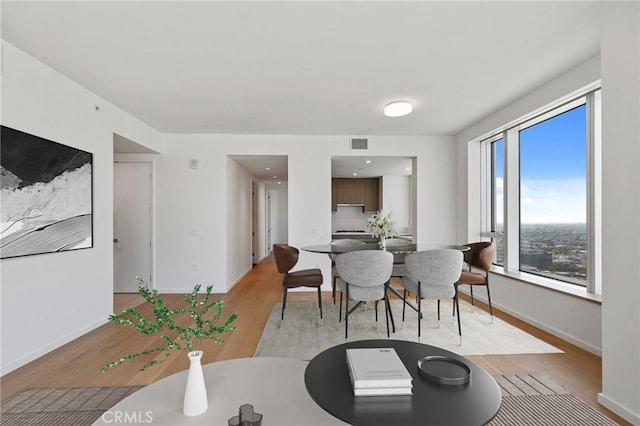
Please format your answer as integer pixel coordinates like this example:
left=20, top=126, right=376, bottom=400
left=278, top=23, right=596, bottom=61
left=350, top=138, right=368, bottom=150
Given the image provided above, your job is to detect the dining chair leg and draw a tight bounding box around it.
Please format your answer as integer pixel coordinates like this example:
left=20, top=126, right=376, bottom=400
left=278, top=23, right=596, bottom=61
left=454, top=294, right=462, bottom=340
left=384, top=292, right=390, bottom=338
left=417, top=284, right=422, bottom=338
left=281, top=287, right=288, bottom=320
left=383, top=282, right=396, bottom=333
left=486, top=281, right=494, bottom=319
left=437, top=300, right=441, bottom=321
left=317, top=287, right=323, bottom=319
left=470, top=286, right=475, bottom=306
left=339, top=292, right=343, bottom=323
left=402, top=290, right=407, bottom=322
left=332, top=276, right=337, bottom=305
left=345, top=284, right=350, bottom=340
left=375, top=300, right=379, bottom=322
left=453, top=284, right=457, bottom=317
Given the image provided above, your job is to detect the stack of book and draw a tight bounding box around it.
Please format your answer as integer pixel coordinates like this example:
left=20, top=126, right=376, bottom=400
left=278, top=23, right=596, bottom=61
left=346, top=348, right=413, bottom=396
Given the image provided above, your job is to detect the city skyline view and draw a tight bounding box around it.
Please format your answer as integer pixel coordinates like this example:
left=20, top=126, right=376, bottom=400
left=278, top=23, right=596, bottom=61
left=492, top=103, right=588, bottom=286
left=494, top=104, right=587, bottom=225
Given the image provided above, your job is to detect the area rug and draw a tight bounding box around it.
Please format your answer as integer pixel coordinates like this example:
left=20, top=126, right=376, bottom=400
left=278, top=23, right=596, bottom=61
left=254, top=299, right=562, bottom=359
left=0, top=376, right=616, bottom=426
left=490, top=374, right=617, bottom=425
left=0, top=386, right=141, bottom=426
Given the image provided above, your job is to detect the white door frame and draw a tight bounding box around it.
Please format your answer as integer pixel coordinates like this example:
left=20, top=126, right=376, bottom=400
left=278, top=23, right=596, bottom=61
left=113, top=155, right=156, bottom=290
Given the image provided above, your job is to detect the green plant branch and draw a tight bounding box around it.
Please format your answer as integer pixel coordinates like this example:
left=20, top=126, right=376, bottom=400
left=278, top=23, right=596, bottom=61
left=102, top=279, right=237, bottom=373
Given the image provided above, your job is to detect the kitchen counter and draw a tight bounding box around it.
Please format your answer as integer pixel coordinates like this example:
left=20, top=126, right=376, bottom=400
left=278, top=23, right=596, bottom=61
left=331, top=232, right=377, bottom=242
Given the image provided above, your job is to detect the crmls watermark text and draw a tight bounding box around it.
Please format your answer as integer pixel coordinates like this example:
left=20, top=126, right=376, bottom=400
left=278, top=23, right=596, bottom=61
left=101, top=410, right=153, bottom=424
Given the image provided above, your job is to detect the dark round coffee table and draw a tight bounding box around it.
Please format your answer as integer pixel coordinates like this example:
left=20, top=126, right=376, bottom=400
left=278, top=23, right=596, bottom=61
left=304, top=339, right=502, bottom=426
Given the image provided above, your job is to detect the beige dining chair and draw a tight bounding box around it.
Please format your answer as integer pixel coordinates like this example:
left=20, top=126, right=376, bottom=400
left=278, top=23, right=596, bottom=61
left=335, top=250, right=394, bottom=339
left=401, top=249, right=463, bottom=339
left=330, top=239, right=366, bottom=304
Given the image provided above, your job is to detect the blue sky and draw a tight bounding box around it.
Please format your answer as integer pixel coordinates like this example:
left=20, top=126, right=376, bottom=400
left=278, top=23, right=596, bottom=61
left=494, top=105, right=587, bottom=224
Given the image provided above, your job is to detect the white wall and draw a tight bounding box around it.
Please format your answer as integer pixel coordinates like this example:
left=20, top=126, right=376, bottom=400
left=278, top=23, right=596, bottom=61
left=226, top=158, right=253, bottom=290
left=455, top=54, right=603, bottom=354
left=598, top=2, right=640, bottom=423
left=382, top=175, right=412, bottom=235
left=154, top=134, right=456, bottom=294
left=0, top=41, right=162, bottom=374
left=456, top=5, right=640, bottom=421
left=256, top=181, right=267, bottom=260
left=268, top=186, right=288, bottom=245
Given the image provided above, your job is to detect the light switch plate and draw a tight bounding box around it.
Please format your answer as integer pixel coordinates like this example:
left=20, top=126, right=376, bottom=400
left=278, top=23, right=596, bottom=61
left=190, top=159, right=200, bottom=169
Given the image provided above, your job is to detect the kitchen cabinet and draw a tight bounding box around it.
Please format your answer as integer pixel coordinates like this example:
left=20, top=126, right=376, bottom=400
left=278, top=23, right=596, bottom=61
left=363, top=178, right=380, bottom=213
left=331, top=178, right=380, bottom=212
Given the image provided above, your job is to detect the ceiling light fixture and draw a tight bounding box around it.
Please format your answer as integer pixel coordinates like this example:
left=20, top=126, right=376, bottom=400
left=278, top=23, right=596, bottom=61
left=365, top=160, right=372, bottom=164
left=384, top=100, right=413, bottom=117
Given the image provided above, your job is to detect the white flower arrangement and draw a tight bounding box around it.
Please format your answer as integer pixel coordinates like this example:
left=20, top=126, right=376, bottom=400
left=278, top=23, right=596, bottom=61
left=367, top=211, right=396, bottom=239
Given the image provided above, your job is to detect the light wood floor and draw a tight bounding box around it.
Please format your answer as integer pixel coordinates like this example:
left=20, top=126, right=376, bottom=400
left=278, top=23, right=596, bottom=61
left=0, top=255, right=629, bottom=425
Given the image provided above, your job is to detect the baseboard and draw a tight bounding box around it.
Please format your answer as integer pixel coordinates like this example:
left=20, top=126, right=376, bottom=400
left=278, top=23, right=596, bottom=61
left=0, top=318, right=107, bottom=376
left=227, top=267, right=252, bottom=292
left=598, top=392, right=640, bottom=425
left=458, top=289, right=602, bottom=356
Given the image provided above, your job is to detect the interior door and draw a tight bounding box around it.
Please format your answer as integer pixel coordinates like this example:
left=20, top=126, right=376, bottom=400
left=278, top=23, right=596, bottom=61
left=114, top=162, right=152, bottom=292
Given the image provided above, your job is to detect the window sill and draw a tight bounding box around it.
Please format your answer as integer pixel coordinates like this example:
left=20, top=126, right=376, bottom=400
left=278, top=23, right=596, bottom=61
left=489, top=266, right=602, bottom=305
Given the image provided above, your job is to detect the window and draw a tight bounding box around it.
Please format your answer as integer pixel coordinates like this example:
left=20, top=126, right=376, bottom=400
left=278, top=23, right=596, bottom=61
left=519, top=105, right=587, bottom=285
left=481, top=86, right=601, bottom=293
left=491, top=138, right=504, bottom=266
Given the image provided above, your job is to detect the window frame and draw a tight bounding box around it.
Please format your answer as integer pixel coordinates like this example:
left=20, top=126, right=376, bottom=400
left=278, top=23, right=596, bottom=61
left=480, top=85, right=601, bottom=295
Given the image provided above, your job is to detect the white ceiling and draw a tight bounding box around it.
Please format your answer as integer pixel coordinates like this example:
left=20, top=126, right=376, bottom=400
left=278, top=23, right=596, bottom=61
left=332, top=156, right=412, bottom=178
left=229, top=155, right=288, bottom=183
left=1, top=1, right=601, bottom=136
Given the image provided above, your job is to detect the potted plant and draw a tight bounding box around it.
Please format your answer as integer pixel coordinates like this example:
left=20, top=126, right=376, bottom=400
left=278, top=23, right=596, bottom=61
left=102, top=279, right=237, bottom=416
left=368, top=211, right=396, bottom=248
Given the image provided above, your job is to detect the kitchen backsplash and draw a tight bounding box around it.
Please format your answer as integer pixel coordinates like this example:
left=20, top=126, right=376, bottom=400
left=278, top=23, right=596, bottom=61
left=332, top=206, right=373, bottom=232
left=332, top=205, right=411, bottom=234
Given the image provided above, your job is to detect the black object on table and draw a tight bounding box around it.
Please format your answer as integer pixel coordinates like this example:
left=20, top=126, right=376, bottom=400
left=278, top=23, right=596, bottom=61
left=304, top=339, right=502, bottom=426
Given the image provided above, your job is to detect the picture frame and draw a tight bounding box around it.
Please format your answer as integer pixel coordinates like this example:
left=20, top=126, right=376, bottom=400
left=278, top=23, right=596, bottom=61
left=1, top=126, right=93, bottom=259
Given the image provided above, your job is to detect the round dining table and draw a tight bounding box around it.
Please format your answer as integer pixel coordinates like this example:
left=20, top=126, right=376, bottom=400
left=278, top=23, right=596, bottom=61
left=302, top=243, right=470, bottom=329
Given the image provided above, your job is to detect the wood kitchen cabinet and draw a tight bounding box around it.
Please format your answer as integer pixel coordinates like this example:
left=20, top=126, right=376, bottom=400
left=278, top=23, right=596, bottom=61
left=363, top=178, right=380, bottom=213
left=331, top=177, right=380, bottom=212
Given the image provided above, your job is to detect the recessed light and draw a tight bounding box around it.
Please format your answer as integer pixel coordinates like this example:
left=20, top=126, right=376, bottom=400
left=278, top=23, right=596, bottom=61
left=365, top=160, right=372, bottom=164
left=353, top=173, right=358, bottom=176
left=266, top=167, right=270, bottom=171
left=277, top=181, right=281, bottom=185
left=273, top=175, right=277, bottom=179
left=384, top=100, right=413, bottom=117
left=405, top=167, right=411, bottom=171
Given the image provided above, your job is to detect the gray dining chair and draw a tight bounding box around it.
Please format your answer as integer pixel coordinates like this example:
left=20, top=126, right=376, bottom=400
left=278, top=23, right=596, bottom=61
left=385, top=237, right=413, bottom=278
left=330, top=239, right=366, bottom=304
left=335, top=250, right=394, bottom=339
left=401, top=249, right=463, bottom=339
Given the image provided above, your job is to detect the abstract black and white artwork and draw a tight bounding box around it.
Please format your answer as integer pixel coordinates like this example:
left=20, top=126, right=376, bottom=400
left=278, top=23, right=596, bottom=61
left=1, top=126, right=93, bottom=259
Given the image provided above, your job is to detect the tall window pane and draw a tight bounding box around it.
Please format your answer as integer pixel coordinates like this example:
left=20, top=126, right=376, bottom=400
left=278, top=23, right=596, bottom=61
left=492, top=138, right=504, bottom=265
left=519, top=105, right=587, bottom=286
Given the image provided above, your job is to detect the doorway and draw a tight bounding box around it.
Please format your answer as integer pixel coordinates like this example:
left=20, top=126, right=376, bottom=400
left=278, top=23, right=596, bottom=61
left=113, top=161, right=152, bottom=292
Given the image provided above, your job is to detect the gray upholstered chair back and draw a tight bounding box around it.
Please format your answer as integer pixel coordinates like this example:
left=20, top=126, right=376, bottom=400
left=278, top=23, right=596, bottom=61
left=335, top=250, right=393, bottom=287
left=385, top=237, right=412, bottom=246
left=330, top=239, right=366, bottom=261
left=405, top=249, right=463, bottom=286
